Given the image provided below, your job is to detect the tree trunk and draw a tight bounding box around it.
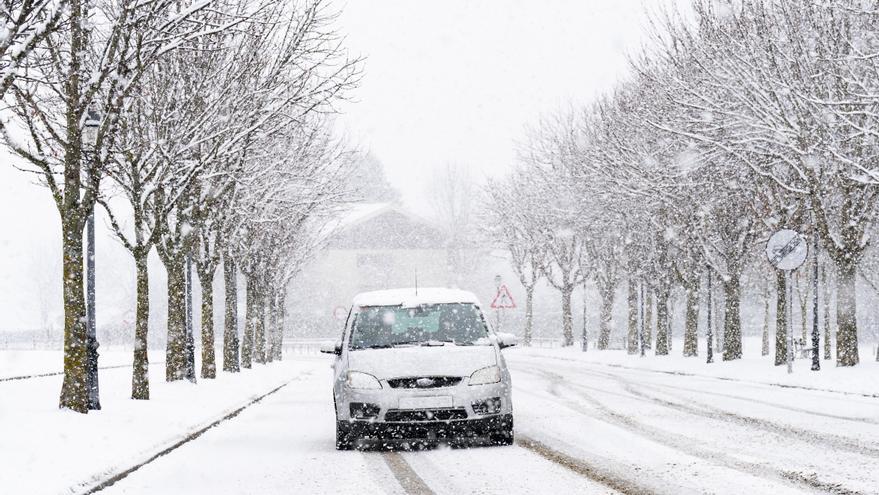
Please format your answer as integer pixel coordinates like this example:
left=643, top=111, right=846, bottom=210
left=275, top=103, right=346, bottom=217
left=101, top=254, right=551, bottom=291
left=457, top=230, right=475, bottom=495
left=57, top=0, right=89, bottom=415
left=223, top=258, right=240, bottom=372
left=683, top=282, right=699, bottom=357
left=199, top=270, right=216, bottom=379
left=723, top=273, right=742, bottom=361
left=836, top=259, right=859, bottom=366
left=132, top=253, right=150, bottom=400
left=655, top=289, right=669, bottom=355
left=266, top=291, right=276, bottom=364
left=597, top=287, right=614, bottom=350
left=274, top=293, right=285, bottom=361
left=524, top=286, right=534, bottom=346
left=627, top=279, right=638, bottom=354
left=645, top=290, right=653, bottom=349
left=581, top=283, right=588, bottom=352
left=561, top=287, right=573, bottom=347
left=59, top=214, right=89, bottom=412
left=715, top=288, right=724, bottom=353
left=242, top=274, right=256, bottom=368
left=762, top=281, right=770, bottom=357
left=254, top=290, right=267, bottom=365
left=164, top=256, right=187, bottom=381
left=822, top=263, right=832, bottom=360
left=775, top=270, right=787, bottom=366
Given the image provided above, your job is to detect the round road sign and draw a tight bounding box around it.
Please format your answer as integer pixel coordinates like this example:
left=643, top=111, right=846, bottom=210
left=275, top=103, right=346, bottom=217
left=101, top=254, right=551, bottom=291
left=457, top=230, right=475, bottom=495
left=766, top=229, right=808, bottom=271
left=333, top=306, right=348, bottom=321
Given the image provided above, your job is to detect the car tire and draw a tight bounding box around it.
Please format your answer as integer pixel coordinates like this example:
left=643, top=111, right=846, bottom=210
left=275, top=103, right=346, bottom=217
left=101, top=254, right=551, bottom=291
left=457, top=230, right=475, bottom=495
left=336, top=420, right=355, bottom=450
left=490, top=416, right=514, bottom=446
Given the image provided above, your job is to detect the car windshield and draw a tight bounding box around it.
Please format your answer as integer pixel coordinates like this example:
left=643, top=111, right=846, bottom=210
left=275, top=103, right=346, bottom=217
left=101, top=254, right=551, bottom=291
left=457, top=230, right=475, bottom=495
left=349, top=303, right=490, bottom=350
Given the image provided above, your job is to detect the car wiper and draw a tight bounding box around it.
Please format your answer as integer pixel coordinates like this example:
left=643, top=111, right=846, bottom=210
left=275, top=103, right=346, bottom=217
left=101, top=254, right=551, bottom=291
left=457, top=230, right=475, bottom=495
left=353, top=344, right=393, bottom=350
left=389, top=341, right=421, bottom=347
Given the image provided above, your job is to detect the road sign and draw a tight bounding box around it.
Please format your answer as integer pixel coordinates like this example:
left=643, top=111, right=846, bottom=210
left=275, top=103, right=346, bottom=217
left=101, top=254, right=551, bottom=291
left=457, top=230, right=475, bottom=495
left=766, top=229, right=808, bottom=271
left=766, top=229, right=808, bottom=375
left=490, top=284, right=516, bottom=309
left=333, top=306, right=348, bottom=321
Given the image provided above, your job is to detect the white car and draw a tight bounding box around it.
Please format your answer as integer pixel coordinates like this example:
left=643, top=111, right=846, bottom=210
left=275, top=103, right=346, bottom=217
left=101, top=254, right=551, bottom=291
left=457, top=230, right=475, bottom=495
left=321, top=288, right=516, bottom=450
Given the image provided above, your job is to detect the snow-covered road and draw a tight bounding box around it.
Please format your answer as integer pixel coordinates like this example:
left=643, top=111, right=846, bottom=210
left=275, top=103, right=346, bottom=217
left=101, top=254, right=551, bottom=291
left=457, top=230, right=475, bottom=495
left=85, top=351, right=878, bottom=495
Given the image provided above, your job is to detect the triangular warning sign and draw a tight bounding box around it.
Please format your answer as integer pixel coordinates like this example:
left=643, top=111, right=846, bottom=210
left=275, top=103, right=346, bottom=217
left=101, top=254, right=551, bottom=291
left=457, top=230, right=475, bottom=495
left=490, top=284, right=516, bottom=309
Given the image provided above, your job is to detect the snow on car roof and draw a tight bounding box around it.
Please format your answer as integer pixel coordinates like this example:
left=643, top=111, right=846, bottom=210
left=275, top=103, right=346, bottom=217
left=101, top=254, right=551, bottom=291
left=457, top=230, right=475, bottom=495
left=352, top=288, right=481, bottom=308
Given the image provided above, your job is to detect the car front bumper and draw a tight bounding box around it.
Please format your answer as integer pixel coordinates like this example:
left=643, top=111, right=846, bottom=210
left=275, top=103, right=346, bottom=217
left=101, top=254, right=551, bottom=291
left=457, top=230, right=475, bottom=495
left=339, top=413, right=513, bottom=443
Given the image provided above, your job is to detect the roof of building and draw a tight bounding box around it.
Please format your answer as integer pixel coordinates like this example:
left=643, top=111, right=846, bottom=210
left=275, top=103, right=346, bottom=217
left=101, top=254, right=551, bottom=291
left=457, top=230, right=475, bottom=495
left=324, top=202, right=445, bottom=250
left=352, top=288, right=481, bottom=308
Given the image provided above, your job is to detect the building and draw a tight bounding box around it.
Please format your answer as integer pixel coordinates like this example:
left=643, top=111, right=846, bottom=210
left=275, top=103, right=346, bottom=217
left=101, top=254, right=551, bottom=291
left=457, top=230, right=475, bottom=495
left=287, top=203, right=459, bottom=337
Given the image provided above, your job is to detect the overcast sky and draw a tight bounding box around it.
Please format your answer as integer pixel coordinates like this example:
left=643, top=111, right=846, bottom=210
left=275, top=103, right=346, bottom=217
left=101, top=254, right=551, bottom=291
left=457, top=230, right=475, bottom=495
left=0, top=0, right=686, bottom=329
left=336, top=0, right=686, bottom=213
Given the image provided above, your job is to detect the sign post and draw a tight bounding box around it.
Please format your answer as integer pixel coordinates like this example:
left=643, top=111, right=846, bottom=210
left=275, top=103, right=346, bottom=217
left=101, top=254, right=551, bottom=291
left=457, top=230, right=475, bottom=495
left=766, top=229, right=808, bottom=374
left=490, top=281, right=516, bottom=333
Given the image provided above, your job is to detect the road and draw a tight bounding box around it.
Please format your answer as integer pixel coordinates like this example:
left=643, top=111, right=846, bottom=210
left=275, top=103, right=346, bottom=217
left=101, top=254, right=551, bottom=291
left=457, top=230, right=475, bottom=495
left=95, top=352, right=879, bottom=495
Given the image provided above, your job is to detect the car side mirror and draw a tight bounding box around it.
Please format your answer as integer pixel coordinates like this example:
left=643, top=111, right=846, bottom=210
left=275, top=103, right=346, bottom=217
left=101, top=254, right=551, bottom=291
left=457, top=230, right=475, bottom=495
left=320, top=340, right=342, bottom=355
left=497, top=333, right=518, bottom=349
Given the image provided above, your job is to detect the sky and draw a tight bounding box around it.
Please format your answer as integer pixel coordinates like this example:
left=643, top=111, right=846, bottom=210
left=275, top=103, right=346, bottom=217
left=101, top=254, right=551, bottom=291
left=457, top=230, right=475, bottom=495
left=335, top=0, right=687, bottom=214
left=0, top=0, right=686, bottom=330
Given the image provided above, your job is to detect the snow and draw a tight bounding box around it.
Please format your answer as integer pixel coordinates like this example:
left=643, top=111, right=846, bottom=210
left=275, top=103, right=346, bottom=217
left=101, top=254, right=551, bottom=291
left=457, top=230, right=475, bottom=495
left=352, top=288, right=482, bottom=308
left=521, top=337, right=879, bottom=398
left=3, top=343, right=877, bottom=494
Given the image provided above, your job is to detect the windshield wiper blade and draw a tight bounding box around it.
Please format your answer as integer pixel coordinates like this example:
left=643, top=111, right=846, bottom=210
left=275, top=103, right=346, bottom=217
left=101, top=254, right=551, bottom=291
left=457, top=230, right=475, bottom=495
left=358, top=344, right=393, bottom=349
left=389, top=341, right=421, bottom=347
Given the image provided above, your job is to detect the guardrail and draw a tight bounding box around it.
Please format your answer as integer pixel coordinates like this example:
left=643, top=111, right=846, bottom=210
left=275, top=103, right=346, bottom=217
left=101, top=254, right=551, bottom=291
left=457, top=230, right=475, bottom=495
left=281, top=338, right=328, bottom=355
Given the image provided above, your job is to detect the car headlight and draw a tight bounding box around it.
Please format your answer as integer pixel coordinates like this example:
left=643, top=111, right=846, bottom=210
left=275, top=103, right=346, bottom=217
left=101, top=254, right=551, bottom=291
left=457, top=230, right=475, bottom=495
left=469, top=365, right=501, bottom=386
left=346, top=371, right=382, bottom=389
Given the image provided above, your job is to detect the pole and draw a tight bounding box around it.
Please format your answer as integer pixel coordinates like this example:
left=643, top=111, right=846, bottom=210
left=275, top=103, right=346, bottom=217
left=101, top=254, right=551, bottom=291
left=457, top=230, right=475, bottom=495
left=706, top=269, right=713, bottom=364
left=494, top=275, right=502, bottom=333
left=639, top=281, right=645, bottom=357
left=787, top=270, right=793, bottom=374
left=86, top=209, right=100, bottom=410
left=811, top=225, right=820, bottom=371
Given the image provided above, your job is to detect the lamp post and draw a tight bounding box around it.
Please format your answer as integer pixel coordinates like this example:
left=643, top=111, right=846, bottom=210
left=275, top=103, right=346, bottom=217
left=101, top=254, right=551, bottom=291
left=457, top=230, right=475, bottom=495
left=83, top=108, right=101, bottom=410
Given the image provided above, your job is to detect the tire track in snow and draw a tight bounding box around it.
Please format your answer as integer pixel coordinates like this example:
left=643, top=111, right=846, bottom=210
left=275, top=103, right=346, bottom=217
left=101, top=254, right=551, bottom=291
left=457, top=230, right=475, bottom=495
left=531, top=361, right=879, bottom=458
left=516, top=365, right=847, bottom=495
left=516, top=352, right=879, bottom=399
left=617, top=378, right=879, bottom=459
left=381, top=452, right=436, bottom=495
left=554, top=360, right=879, bottom=425
left=0, top=361, right=167, bottom=383
left=515, top=434, right=647, bottom=495
left=74, top=378, right=296, bottom=495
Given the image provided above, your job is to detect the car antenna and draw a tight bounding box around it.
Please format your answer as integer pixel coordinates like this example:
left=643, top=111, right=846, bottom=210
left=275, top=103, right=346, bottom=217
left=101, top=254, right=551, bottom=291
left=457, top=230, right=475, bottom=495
left=415, top=269, right=419, bottom=296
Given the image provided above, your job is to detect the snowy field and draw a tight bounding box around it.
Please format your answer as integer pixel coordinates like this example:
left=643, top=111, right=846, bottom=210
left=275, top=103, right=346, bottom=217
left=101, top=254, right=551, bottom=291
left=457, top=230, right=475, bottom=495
left=2, top=341, right=878, bottom=495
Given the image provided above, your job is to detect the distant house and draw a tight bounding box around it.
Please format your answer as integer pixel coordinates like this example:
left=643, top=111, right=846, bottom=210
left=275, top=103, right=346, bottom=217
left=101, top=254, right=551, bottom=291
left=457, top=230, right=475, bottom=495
left=287, top=203, right=457, bottom=337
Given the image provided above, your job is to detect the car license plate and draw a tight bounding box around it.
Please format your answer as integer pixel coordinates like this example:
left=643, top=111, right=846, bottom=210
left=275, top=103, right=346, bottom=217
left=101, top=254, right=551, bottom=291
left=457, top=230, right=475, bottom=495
left=398, top=396, right=453, bottom=409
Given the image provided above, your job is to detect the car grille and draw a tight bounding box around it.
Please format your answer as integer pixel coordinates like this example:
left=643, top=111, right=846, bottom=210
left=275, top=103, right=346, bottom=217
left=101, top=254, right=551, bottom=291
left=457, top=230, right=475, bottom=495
left=386, top=376, right=463, bottom=389
left=384, top=408, right=468, bottom=422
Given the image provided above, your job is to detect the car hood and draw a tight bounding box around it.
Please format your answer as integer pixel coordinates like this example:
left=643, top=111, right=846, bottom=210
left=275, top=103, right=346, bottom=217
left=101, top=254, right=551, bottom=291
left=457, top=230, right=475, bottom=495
left=346, top=345, right=498, bottom=380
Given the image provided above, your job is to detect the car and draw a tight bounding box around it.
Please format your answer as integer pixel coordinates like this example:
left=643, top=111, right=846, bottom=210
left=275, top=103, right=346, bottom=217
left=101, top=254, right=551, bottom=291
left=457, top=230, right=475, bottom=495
left=321, top=288, right=517, bottom=450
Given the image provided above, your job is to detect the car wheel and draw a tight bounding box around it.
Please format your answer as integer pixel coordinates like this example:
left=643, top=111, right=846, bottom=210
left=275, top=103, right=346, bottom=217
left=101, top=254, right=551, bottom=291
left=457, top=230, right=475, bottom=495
left=490, top=417, right=514, bottom=446
left=336, top=420, right=355, bottom=450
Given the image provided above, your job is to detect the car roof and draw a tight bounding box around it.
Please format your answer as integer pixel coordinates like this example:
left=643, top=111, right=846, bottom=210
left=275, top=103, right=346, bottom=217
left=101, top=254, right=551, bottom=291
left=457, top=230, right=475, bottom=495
left=352, top=288, right=481, bottom=308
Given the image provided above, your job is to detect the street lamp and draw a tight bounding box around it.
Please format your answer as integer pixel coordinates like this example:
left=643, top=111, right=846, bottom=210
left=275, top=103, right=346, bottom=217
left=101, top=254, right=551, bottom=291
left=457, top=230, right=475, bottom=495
left=83, top=107, right=101, bottom=410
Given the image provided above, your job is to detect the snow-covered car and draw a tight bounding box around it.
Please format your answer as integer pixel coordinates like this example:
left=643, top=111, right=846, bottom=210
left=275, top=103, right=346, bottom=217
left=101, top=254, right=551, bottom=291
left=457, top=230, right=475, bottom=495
left=321, top=288, right=516, bottom=450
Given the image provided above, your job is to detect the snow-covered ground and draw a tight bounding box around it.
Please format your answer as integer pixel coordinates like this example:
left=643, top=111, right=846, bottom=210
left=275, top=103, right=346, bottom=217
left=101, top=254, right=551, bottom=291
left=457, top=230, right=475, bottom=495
left=2, top=344, right=878, bottom=494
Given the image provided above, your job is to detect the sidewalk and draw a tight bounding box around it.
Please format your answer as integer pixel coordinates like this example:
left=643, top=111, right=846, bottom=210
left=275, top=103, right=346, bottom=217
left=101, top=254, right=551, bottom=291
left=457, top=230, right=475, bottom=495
left=0, top=351, right=319, bottom=495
